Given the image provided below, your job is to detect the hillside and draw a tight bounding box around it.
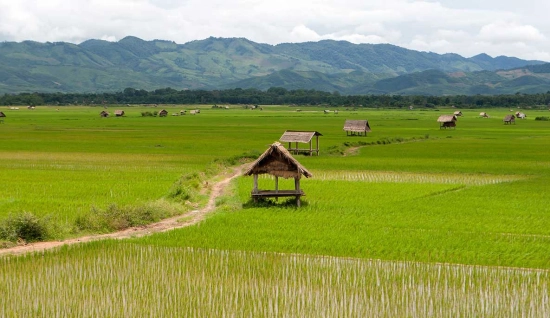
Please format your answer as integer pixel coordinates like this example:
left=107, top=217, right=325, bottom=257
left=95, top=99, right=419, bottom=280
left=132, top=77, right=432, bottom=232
left=0, top=36, right=547, bottom=95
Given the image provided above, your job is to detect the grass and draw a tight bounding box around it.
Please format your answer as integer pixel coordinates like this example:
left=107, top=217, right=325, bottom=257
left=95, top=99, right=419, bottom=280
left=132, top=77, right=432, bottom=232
left=1, top=241, right=548, bottom=317
left=1, top=105, right=549, bottom=314
left=136, top=174, right=550, bottom=268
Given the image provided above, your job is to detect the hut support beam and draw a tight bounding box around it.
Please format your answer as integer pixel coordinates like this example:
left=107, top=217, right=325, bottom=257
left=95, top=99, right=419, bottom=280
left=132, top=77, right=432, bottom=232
left=253, top=174, right=259, bottom=203
left=295, top=177, right=301, bottom=207
left=275, top=176, right=279, bottom=201
left=316, top=135, right=320, bottom=155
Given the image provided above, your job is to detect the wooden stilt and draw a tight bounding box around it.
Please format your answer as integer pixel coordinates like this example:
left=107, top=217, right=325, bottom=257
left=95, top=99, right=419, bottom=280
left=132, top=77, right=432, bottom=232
left=253, top=174, right=258, bottom=193
left=295, top=177, right=301, bottom=207
left=275, top=176, right=279, bottom=201
left=316, top=135, right=319, bottom=155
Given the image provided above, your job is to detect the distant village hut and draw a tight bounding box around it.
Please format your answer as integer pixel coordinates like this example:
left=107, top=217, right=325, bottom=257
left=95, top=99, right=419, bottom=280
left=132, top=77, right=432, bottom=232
left=180, top=110, right=186, bottom=115
left=114, top=110, right=125, bottom=117
left=503, top=115, right=515, bottom=125
left=437, top=115, right=457, bottom=129
left=279, top=130, right=322, bottom=156
left=344, top=120, right=371, bottom=136
left=244, top=142, right=312, bottom=207
left=515, top=112, right=526, bottom=119
left=0, top=111, right=6, bottom=118
left=453, top=111, right=463, bottom=116
left=158, top=109, right=168, bottom=117
left=0, top=111, right=5, bottom=123
left=100, top=111, right=109, bottom=117
left=479, top=112, right=489, bottom=118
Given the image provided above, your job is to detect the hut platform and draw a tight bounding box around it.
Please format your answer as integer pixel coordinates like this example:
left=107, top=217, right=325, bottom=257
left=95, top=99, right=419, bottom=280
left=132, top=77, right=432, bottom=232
left=251, top=190, right=305, bottom=205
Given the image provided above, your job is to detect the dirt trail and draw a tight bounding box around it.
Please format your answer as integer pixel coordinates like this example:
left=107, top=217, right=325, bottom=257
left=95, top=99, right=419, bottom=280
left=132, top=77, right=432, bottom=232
left=0, top=164, right=247, bottom=256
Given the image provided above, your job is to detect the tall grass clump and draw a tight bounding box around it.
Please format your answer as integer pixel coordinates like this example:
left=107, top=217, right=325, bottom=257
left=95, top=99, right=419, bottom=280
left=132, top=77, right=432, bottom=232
left=167, top=172, right=202, bottom=202
left=74, top=200, right=185, bottom=233
left=0, top=212, right=51, bottom=243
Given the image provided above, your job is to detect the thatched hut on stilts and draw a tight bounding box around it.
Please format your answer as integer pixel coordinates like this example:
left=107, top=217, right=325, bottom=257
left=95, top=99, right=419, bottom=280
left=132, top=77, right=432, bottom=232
left=244, top=142, right=312, bottom=207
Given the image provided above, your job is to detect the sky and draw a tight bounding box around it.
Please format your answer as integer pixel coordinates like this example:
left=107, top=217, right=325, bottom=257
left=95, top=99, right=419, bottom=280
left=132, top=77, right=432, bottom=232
left=1, top=0, right=549, bottom=61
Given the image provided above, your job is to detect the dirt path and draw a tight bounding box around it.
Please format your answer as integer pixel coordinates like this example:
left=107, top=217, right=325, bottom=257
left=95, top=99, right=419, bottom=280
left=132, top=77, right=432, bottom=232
left=0, top=164, right=247, bottom=256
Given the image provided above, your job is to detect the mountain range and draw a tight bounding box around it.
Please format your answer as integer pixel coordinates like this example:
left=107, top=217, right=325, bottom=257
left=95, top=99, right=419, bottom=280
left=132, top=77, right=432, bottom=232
left=1, top=36, right=549, bottom=95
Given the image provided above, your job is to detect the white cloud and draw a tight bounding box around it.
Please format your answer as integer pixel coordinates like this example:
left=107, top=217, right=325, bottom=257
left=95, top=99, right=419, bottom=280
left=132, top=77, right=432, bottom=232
left=0, top=0, right=548, bottom=60
left=478, top=21, right=545, bottom=43
left=289, top=25, right=321, bottom=42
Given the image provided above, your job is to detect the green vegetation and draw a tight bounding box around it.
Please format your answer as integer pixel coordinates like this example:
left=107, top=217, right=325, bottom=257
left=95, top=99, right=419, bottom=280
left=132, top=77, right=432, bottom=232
left=1, top=241, right=547, bottom=317
left=1, top=36, right=547, bottom=94
left=0, top=212, right=52, bottom=243
left=1, top=105, right=549, bottom=315
left=4, top=86, right=550, bottom=109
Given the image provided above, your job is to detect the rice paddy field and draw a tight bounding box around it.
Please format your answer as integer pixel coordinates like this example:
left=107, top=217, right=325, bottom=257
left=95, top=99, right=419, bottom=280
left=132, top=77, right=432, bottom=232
left=1, top=105, right=550, bottom=316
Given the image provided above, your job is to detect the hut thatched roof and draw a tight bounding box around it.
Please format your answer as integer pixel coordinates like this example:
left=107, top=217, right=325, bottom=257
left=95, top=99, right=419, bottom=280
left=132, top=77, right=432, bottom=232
left=279, top=131, right=322, bottom=143
left=437, top=115, right=457, bottom=123
left=343, top=120, right=371, bottom=132
left=503, top=115, right=515, bottom=121
left=244, top=142, right=312, bottom=179
left=114, top=110, right=124, bottom=115
left=0, top=111, right=5, bottom=117
left=453, top=111, right=462, bottom=116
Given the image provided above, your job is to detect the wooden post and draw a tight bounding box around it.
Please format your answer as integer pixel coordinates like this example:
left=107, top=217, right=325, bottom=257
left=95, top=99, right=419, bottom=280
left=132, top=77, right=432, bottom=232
left=316, top=135, right=320, bottom=156
left=295, top=177, right=301, bottom=207
left=309, top=140, right=312, bottom=156
left=295, top=142, right=299, bottom=154
left=275, top=176, right=279, bottom=201
left=253, top=174, right=258, bottom=193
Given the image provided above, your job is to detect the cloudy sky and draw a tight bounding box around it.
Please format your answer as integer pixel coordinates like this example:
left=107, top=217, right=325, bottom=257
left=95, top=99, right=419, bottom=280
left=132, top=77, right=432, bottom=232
left=1, top=0, right=549, bottom=61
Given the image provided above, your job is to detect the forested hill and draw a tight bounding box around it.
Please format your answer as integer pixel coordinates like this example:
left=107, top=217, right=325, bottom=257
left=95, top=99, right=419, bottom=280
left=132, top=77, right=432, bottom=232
left=0, top=36, right=547, bottom=95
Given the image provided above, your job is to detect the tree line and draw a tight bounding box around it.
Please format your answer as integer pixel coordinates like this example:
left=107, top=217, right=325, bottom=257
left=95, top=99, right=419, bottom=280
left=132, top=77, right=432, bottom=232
left=2, top=87, right=550, bottom=109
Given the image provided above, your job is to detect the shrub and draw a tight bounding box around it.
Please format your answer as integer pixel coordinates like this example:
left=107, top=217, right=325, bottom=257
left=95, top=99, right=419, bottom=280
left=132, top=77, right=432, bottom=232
left=0, top=212, right=50, bottom=242
left=75, top=201, right=177, bottom=232
left=535, top=116, right=549, bottom=121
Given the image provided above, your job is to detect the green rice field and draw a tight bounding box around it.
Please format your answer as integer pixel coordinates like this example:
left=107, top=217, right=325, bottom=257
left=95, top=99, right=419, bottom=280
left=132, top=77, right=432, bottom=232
left=1, top=105, right=549, bottom=316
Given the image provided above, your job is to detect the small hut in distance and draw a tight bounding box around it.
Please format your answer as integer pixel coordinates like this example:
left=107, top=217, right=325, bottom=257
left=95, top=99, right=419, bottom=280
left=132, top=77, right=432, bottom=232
left=344, top=120, right=371, bottom=136
left=479, top=112, right=489, bottom=118
left=453, top=111, right=463, bottom=116
left=100, top=111, right=109, bottom=117
left=114, top=110, right=125, bottom=117
left=158, top=109, right=168, bottom=117
left=515, top=112, right=526, bottom=119
left=244, top=142, right=312, bottom=207
left=503, top=115, right=515, bottom=124
left=0, top=111, right=5, bottom=123
left=437, top=115, right=457, bottom=129
left=279, top=130, right=322, bottom=156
